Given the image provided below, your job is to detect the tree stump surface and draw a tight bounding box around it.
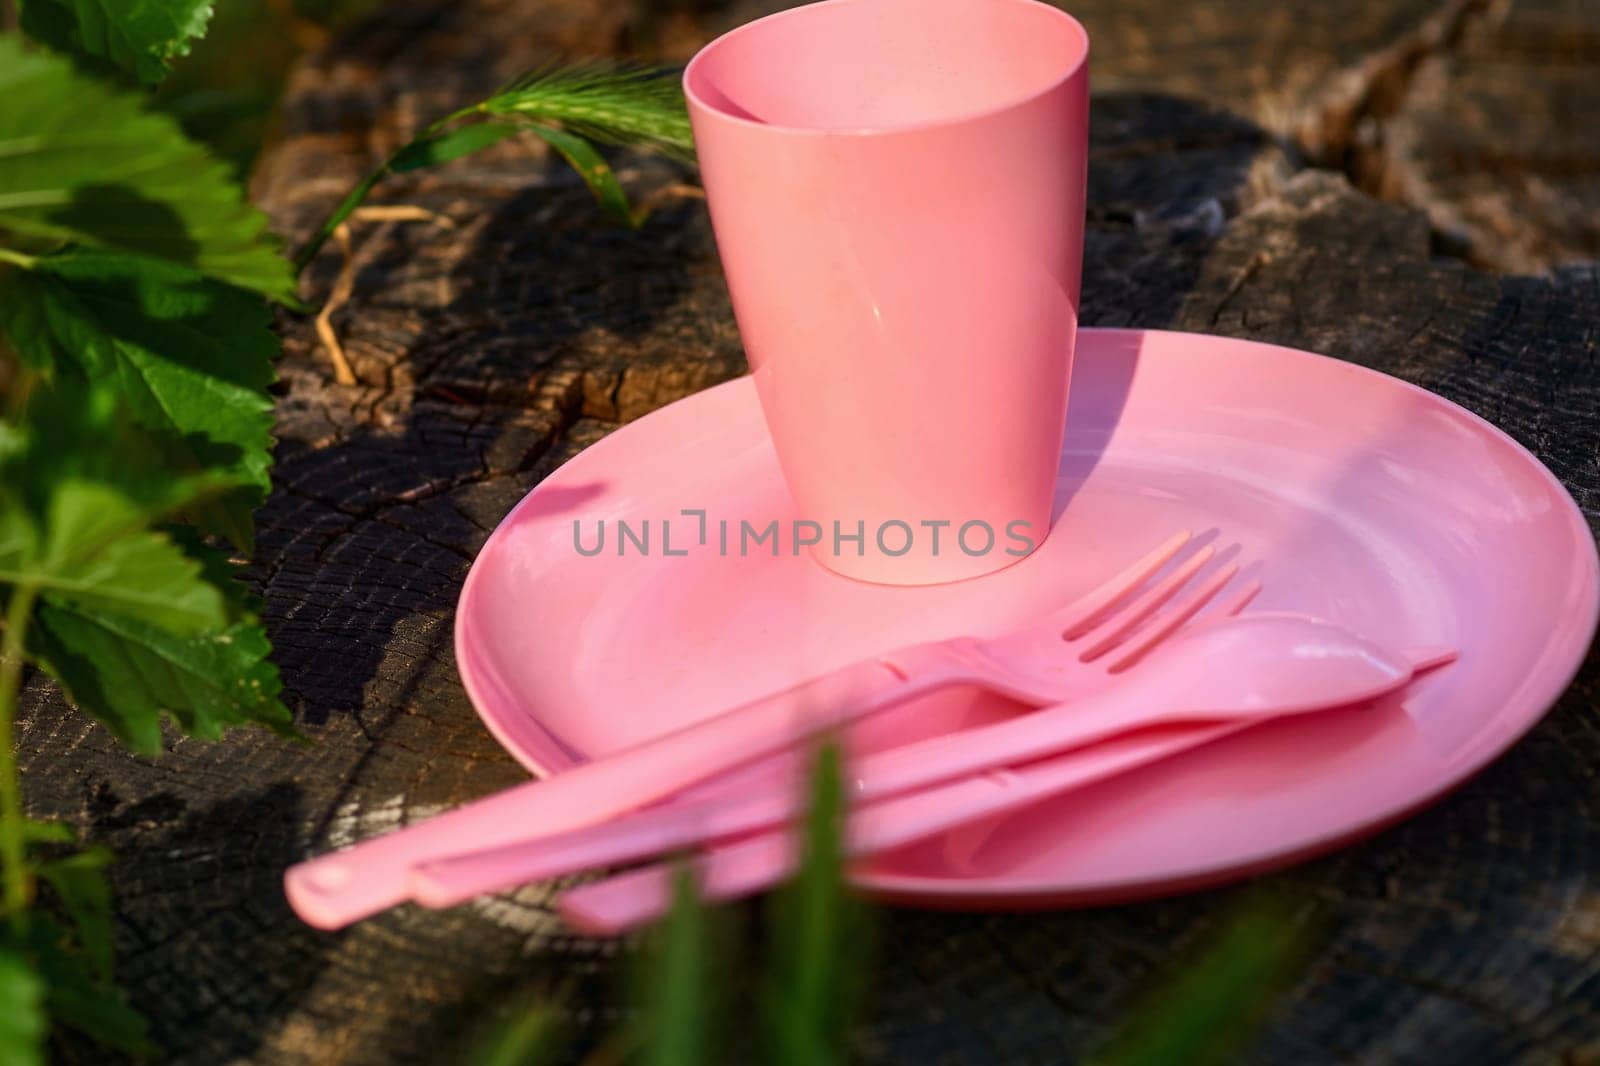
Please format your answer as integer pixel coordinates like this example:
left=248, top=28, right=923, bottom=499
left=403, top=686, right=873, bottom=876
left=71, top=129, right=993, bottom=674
left=16, top=1, right=1600, bottom=1063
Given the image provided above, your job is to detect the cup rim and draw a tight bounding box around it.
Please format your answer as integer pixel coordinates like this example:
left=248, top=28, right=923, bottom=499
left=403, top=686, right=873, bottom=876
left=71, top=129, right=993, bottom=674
left=683, top=0, right=1090, bottom=138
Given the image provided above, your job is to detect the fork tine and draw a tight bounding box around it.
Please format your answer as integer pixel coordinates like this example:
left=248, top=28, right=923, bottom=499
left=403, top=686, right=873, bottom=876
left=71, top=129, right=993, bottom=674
left=1104, top=566, right=1248, bottom=672
left=1211, top=578, right=1263, bottom=620
left=1054, top=530, right=1193, bottom=639
left=1074, top=546, right=1217, bottom=659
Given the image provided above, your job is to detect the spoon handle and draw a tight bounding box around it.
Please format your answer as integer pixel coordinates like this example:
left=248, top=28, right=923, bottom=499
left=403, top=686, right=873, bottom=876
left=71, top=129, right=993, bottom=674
left=559, top=720, right=1249, bottom=934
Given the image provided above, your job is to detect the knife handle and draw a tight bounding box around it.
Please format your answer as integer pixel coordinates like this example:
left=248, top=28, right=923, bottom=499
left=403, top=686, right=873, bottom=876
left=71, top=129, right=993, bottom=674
left=285, top=643, right=960, bottom=929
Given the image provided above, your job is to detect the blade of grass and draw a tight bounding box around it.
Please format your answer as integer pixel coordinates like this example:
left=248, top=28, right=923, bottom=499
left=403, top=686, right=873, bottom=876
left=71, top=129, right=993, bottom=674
left=390, top=122, right=521, bottom=174
left=761, top=742, right=870, bottom=1066
left=1091, top=899, right=1317, bottom=1066
left=524, top=126, right=638, bottom=229
left=294, top=63, right=693, bottom=271
left=462, top=994, right=565, bottom=1066
left=633, top=864, right=717, bottom=1066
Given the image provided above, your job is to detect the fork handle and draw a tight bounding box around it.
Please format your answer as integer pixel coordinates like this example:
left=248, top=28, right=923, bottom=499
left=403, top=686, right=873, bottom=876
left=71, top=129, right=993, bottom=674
left=558, top=720, right=1249, bottom=933
left=411, top=664, right=1163, bottom=906
left=285, top=642, right=962, bottom=930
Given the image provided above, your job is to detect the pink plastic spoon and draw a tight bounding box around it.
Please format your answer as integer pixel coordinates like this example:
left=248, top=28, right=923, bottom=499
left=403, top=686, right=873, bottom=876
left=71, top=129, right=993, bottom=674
left=558, top=624, right=1454, bottom=934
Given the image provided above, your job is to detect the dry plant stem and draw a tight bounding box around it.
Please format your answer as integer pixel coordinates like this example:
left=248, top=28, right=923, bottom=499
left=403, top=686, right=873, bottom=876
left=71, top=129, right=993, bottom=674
left=314, top=224, right=358, bottom=386
left=351, top=205, right=457, bottom=227
left=0, top=583, right=38, bottom=925
left=633, top=181, right=705, bottom=220
left=313, top=208, right=454, bottom=385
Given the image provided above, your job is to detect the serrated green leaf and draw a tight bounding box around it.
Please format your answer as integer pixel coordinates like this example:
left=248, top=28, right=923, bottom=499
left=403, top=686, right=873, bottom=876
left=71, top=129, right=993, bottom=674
left=19, top=0, right=215, bottom=86
left=1, top=250, right=278, bottom=550
left=0, top=482, right=227, bottom=634
left=34, top=848, right=115, bottom=984
left=0, top=378, right=224, bottom=526
left=525, top=126, right=637, bottom=229
left=0, top=382, right=231, bottom=634
left=28, top=601, right=292, bottom=753
left=0, top=945, right=47, bottom=1066
left=3, top=916, right=151, bottom=1058
left=391, top=122, right=520, bottom=174
left=0, top=38, right=293, bottom=300
left=166, top=524, right=262, bottom=620
left=0, top=378, right=283, bottom=752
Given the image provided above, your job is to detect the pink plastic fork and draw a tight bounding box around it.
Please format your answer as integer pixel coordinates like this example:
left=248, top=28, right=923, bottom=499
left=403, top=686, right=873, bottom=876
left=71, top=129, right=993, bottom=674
left=286, top=530, right=1225, bottom=930
left=410, top=570, right=1260, bottom=909
left=558, top=632, right=1456, bottom=934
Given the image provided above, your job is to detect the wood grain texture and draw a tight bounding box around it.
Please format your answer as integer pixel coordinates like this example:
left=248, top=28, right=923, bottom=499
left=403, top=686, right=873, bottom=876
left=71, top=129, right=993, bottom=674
left=14, top=0, right=1600, bottom=1062
left=1368, top=0, right=1600, bottom=272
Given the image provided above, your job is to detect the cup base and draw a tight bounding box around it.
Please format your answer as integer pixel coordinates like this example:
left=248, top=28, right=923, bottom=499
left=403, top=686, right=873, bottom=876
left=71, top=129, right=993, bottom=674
left=804, top=515, right=1052, bottom=586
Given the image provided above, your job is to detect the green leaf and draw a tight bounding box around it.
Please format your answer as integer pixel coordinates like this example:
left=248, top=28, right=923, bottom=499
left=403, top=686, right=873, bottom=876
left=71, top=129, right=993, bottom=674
left=0, top=480, right=225, bottom=633
left=762, top=743, right=869, bottom=1066
left=0, top=381, right=231, bottom=634
left=28, top=601, right=293, bottom=753
left=0, top=379, right=286, bottom=752
left=636, top=866, right=715, bottom=1066
left=21, top=822, right=76, bottom=847
left=34, top=847, right=115, bottom=984
left=391, top=122, right=520, bottom=174
left=0, top=482, right=227, bottom=634
left=18, top=0, right=215, bottom=86
left=0, top=944, right=47, bottom=1066
left=1, top=250, right=279, bottom=549
left=2, top=916, right=150, bottom=1058
left=0, top=38, right=293, bottom=300
left=484, top=65, right=694, bottom=162
left=167, top=524, right=262, bottom=620
left=525, top=126, right=637, bottom=229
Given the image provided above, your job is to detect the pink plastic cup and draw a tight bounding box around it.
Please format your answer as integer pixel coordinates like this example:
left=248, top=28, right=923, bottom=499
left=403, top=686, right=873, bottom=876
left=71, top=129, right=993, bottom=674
left=685, top=0, right=1089, bottom=585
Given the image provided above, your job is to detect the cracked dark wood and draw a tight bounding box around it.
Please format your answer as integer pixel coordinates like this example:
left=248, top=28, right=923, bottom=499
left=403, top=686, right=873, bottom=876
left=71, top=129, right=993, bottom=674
left=1077, top=0, right=1600, bottom=272
left=14, top=0, right=1600, bottom=1062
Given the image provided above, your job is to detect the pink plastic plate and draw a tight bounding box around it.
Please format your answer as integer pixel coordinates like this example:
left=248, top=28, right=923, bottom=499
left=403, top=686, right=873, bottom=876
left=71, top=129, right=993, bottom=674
left=455, top=329, right=1598, bottom=907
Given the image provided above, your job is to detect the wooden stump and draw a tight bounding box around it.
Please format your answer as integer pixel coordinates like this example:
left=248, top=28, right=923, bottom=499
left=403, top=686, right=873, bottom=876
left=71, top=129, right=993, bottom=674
left=16, top=0, right=1600, bottom=1062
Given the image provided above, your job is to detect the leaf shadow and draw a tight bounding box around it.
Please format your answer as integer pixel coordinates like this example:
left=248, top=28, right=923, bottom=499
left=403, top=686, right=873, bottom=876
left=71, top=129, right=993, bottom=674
left=44, top=186, right=203, bottom=270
